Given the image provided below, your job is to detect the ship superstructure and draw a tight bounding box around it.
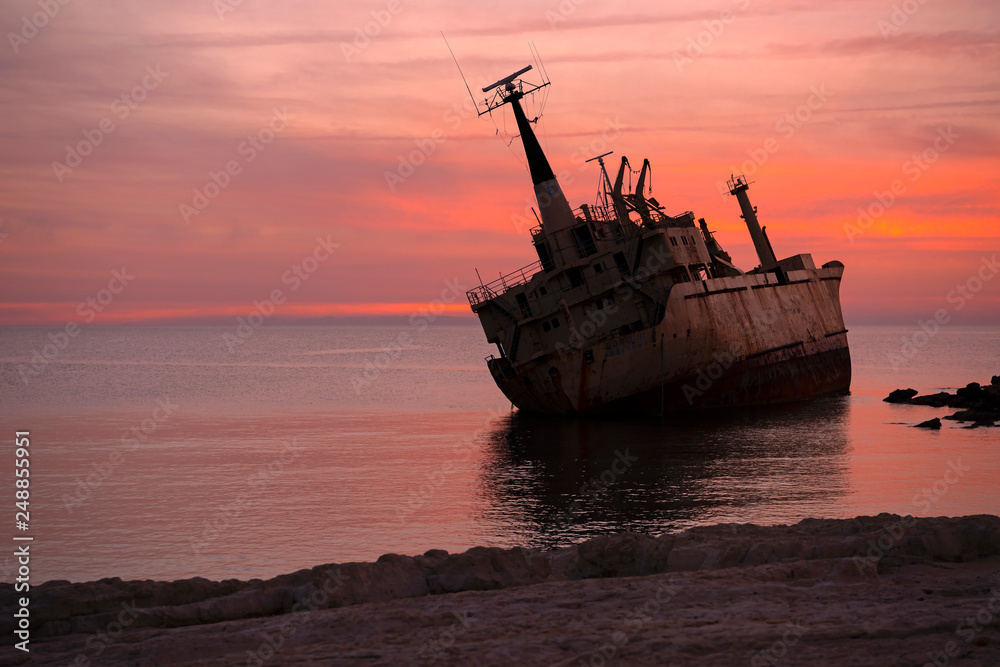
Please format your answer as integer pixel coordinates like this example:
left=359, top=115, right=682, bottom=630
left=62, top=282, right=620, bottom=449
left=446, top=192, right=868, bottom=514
left=466, top=66, right=851, bottom=415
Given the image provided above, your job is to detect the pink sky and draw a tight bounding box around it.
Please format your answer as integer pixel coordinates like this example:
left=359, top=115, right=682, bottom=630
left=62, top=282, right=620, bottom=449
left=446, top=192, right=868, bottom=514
left=1, top=0, right=998, bottom=325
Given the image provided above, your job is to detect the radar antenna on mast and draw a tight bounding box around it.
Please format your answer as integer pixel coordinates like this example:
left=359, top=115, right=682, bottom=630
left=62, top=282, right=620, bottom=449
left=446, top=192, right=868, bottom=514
left=482, top=65, right=533, bottom=93
left=586, top=151, right=615, bottom=204
left=477, top=62, right=551, bottom=117
left=441, top=40, right=551, bottom=119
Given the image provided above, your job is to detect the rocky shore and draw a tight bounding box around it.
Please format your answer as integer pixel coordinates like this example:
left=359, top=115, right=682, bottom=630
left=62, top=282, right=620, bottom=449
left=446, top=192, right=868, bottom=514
left=3, top=515, right=1000, bottom=666
left=885, top=376, right=1000, bottom=428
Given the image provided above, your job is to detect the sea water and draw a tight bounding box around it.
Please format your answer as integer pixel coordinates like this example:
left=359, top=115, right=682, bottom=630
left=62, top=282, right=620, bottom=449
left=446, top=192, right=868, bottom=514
left=0, top=324, right=997, bottom=583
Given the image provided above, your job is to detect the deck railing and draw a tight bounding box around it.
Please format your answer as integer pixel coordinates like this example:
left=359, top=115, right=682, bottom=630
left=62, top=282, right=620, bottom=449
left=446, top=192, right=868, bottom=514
left=467, top=260, right=543, bottom=306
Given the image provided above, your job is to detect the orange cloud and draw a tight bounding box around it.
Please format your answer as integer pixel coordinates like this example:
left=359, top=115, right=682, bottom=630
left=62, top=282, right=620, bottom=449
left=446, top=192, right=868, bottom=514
left=0, top=0, right=997, bottom=325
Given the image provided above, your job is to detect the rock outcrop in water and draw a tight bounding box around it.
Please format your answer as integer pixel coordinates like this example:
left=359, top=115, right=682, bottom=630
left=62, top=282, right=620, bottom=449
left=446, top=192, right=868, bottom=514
left=3, top=515, right=1000, bottom=666
left=885, top=376, right=1000, bottom=427
left=884, top=388, right=919, bottom=403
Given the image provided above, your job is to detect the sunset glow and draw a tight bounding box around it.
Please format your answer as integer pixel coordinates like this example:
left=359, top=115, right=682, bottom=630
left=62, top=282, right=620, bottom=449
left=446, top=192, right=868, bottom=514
left=1, top=0, right=998, bottom=325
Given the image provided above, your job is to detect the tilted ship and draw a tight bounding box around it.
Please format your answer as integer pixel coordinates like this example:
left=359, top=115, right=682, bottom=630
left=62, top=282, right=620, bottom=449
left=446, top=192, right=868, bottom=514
left=465, top=66, right=851, bottom=415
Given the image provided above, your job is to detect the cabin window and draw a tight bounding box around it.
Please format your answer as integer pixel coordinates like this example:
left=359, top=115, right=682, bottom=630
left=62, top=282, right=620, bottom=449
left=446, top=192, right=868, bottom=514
left=572, top=225, right=597, bottom=258
left=542, top=321, right=551, bottom=332
left=583, top=350, right=594, bottom=363
left=607, top=295, right=615, bottom=305
left=539, top=286, right=547, bottom=296
left=534, top=242, right=555, bottom=272
left=551, top=318, right=561, bottom=329
left=614, top=252, right=630, bottom=276
left=567, top=268, right=584, bottom=288
left=670, top=237, right=678, bottom=247
left=690, top=236, right=696, bottom=245
left=596, top=299, right=604, bottom=310
left=515, top=293, right=532, bottom=318
left=593, top=262, right=603, bottom=273
left=681, top=237, right=688, bottom=245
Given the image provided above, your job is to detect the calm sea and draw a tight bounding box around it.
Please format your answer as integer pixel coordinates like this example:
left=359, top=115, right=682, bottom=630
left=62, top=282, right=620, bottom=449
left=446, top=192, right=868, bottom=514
left=1, top=324, right=998, bottom=583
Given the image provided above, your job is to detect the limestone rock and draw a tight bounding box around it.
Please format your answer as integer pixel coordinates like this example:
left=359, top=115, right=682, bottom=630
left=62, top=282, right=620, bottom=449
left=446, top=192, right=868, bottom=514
left=6, top=515, right=1000, bottom=666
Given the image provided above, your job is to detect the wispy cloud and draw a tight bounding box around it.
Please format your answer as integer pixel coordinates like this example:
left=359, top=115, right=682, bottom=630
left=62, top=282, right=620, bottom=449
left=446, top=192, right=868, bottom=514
left=0, top=0, right=998, bottom=324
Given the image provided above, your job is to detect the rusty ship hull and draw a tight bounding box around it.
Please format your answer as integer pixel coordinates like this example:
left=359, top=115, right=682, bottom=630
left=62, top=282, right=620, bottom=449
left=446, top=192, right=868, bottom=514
left=483, top=267, right=851, bottom=415
left=464, top=66, right=851, bottom=416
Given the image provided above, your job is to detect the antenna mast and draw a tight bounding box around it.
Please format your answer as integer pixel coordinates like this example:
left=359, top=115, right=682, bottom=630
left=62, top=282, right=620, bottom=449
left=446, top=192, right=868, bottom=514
left=441, top=33, right=480, bottom=114
left=586, top=151, right=615, bottom=206
left=451, top=51, right=577, bottom=248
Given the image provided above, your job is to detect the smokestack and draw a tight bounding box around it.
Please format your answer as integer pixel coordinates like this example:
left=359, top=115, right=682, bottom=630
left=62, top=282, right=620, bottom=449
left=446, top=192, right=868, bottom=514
left=508, top=91, right=576, bottom=237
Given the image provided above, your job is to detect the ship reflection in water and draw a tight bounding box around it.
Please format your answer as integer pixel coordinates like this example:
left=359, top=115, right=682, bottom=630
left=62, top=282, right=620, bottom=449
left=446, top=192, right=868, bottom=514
left=476, top=396, right=850, bottom=549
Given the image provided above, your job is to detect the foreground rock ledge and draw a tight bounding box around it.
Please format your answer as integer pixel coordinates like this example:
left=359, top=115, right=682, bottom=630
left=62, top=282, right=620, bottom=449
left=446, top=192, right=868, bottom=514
left=3, top=515, right=1000, bottom=666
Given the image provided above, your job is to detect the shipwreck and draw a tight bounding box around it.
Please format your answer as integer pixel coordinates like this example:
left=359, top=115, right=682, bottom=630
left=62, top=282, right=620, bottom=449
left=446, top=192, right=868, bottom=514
left=465, top=65, right=851, bottom=415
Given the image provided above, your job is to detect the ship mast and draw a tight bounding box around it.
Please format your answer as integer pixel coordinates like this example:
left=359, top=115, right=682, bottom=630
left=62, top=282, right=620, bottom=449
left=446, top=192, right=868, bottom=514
left=727, top=174, right=778, bottom=270
left=586, top=151, right=630, bottom=234
left=480, top=67, right=577, bottom=270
